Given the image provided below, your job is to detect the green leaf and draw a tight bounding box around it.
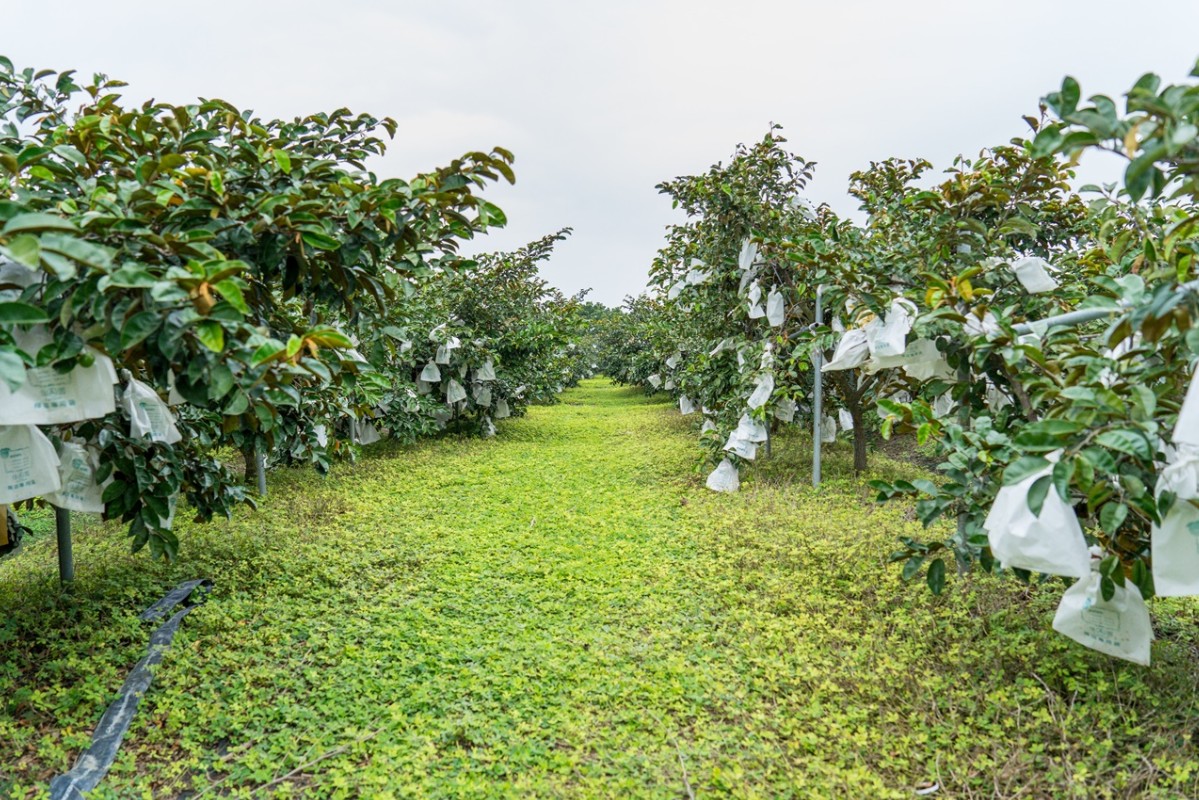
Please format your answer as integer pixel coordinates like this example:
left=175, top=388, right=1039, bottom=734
left=300, top=230, right=340, bottom=251
left=104, top=265, right=157, bottom=289
left=120, top=311, right=160, bottom=349
left=195, top=321, right=225, bottom=353
left=101, top=480, right=127, bottom=505
left=1095, top=429, right=1151, bottom=460
left=0, top=350, right=26, bottom=391
left=208, top=363, right=235, bottom=400
left=5, top=233, right=40, bottom=267
left=1029, top=126, right=1064, bottom=159
left=1, top=212, right=76, bottom=235
left=1059, top=76, right=1080, bottom=116
left=1027, top=475, right=1052, bottom=517
left=224, top=390, right=250, bottom=416
left=1003, top=456, right=1048, bottom=486
left=926, top=558, right=946, bottom=595
left=1051, top=458, right=1074, bottom=501
left=251, top=341, right=286, bottom=366
left=1100, top=502, right=1129, bottom=535
left=0, top=301, right=50, bottom=324
left=273, top=150, right=292, bottom=174
left=212, top=279, right=249, bottom=314
left=52, top=144, right=87, bottom=166
left=902, top=555, right=924, bottom=581
left=305, top=328, right=353, bottom=348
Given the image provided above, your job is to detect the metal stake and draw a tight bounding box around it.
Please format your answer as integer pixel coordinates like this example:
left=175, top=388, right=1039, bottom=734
left=55, top=506, right=74, bottom=585
left=813, top=285, right=824, bottom=487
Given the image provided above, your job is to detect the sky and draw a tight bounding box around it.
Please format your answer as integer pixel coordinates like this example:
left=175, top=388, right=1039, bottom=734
left=6, top=1, right=1199, bottom=305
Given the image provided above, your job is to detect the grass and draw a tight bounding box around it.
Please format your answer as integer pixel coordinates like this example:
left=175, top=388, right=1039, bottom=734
left=1, top=378, right=1198, bottom=798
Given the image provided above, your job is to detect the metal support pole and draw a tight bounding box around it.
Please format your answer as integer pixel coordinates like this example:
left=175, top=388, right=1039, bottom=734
left=812, top=285, right=824, bottom=487
left=1011, top=278, right=1199, bottom=336
left=954, top=363, right=972, bottom=576
left=1012, top=307, right=1116, bottom=336
left=255, top=445, right=267, bottom=497
left=55, top=507, right=74, bottom=585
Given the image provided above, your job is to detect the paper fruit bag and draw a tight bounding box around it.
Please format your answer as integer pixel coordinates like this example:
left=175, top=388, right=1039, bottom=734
left=1052, top=571, right=1153, bottom=666
left=45, top=441, right=108, bottom=513
left=0, top=425, right=62, bottom=504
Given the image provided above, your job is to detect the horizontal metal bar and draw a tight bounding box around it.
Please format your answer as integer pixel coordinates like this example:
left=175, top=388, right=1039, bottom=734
left=1012, top=307, right=1116, bottom=335
left=1013, top=278, right=1199, bottom=336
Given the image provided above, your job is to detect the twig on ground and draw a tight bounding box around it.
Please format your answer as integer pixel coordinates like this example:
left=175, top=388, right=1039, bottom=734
left=250, top=728, right=382, bottom=796
left=648, top=712, right=695, bottom=800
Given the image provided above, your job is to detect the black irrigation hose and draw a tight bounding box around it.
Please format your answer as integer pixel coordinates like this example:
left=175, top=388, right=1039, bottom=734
left=48, top=578, right=213, bottom=800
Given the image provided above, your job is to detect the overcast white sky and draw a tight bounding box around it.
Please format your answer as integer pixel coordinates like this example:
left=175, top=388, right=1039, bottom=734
left=7, top=1, right=1199, bottom=305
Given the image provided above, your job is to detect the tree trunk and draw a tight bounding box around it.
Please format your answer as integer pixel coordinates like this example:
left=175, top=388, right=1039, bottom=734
left=851, top=402, right=868, bottom=474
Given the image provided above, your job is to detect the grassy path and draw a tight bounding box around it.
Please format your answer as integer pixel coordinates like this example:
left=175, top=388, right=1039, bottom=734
left=3, top=379, right=1199, bottom=798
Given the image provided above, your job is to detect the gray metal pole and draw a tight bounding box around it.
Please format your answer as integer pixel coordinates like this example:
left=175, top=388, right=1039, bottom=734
left=1012, top=278, right=1199, bottom=336
left=1012, top=307, right=1116, bottom=335
left=55, top=507, right=74, bottom=585
left=812, top=285, right=824, bottom=487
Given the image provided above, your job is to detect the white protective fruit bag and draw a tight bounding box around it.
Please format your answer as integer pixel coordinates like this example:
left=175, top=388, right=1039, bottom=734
left=46, top=440, right=108, bottom=512
left=735, top=414, right=768, bottom=444
left=1052, top=570, right=1153, bottom=666
left=445, top=379, right=467, bottom=404
left=1152, top=497, right=1199, bottom=597
left=679, top=395, right=696, bottom=415
left=1151, top=445, right=1199, bottom=596
left=866, top=298, right=916, bottom=358
left=435, top=345, right=452, bottom=364
left=821, top=329, right=870, bottom=372
left=821, top=415, right=837, bottom=444
left=725, top=413, right=767, bottom=461
left=1010, top=256, right=1060, bottom=294
left=838, top=408, right=854, bottom=431
left=1173, top=365, right=1199, bottom=447
left=964, top=311, right=1000, bottom=339
left=474, top=385, right=493, bottom=408
left=420, top=362, right=441, bottom=383
left=899, top=339, right=953, bottom=382
left=984, top=453, right=1090, bottom=578
left=647, top=374, right=662, bottom=389
left=765, top=287, right=785, bottom=327
left=773, top=397, right=796, bottom=423
left=737, top=239, right=758, bottom=273
left=932, top=393, right=954, bottom=419
left=122, top=378, right=182, bottom=444
left=0, top=424, right=61, bottom=504
left=706, top=458, right=740, bottom=493
left=724, top=431, right=758, bottom=460
left=0, top=328, right=118, bottom=425
left=352, top=418, right=381, bottom=445
left=746, top=281, right=765, bottom=319
left=494, top=399, right=511, bottom=419
left=476, top=360, right=497, bottom=381
left=747, top=374, right=774, bottom=410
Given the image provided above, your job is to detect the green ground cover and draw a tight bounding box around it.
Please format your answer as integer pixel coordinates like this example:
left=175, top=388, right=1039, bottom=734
left=2, top=379, right=1198, bottom=798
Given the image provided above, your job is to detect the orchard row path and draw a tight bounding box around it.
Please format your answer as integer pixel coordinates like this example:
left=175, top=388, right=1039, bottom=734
left=4, top=379, right=1197, bottom=798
